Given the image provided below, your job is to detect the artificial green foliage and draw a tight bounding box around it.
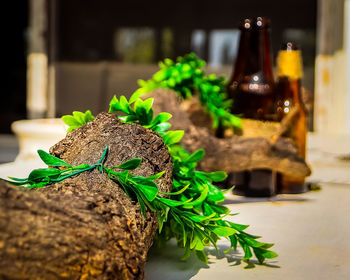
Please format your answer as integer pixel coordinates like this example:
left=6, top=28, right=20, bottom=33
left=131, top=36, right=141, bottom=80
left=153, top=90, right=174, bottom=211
left=59, top=93, right=277, bottom=264
left=3, top=147, right=108, bottom=189
left=106, top=94, right=277, bottom=263
left=135, top=53, right=241, bottom=130
left=62, top=110, right=95, bottom=132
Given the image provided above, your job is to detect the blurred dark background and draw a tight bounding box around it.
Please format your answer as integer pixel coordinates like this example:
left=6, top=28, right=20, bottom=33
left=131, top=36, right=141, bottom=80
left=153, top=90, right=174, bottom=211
left=1, top=0, right=317, bottom=133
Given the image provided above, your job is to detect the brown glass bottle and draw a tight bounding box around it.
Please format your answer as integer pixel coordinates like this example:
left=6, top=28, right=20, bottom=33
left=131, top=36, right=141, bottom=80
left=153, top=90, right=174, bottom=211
left=225, top=17, right=276, bottom=197
left=227, top=17, right=275, bottom=121
left=276, top=42, right=307, bottom=193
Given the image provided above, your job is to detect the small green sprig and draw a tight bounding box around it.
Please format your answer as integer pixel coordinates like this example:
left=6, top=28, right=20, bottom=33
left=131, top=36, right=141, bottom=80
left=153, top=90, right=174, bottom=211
left=135, top=53, right=241, bottom=130
left=60, top=94, right=277, bottom=264
left=198, top=74, right=241, bottom=130
left=3, top=147, right=108, bottom=188
left=61, top=110, right=94, bottom=132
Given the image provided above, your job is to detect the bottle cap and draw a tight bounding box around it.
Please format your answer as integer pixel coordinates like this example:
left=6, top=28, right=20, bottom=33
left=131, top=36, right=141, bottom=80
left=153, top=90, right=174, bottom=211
left=282, top=42, right=299, bottom=51
left=255, top=17, right=270, bottom=28
left=239, top=18, right=252, bottom=30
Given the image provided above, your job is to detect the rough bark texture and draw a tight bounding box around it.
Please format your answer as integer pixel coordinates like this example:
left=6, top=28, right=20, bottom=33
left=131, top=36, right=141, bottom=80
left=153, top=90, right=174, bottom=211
left=0, top=112, right=172, bottom=280
left=146, top=88, right=311, bottom=178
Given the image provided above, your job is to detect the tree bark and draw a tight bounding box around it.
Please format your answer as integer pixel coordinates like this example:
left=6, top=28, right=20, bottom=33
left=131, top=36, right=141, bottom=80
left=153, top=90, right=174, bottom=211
left=146, top=89, right=311, bottom=178
left=0, top=112, right=173, bottom=280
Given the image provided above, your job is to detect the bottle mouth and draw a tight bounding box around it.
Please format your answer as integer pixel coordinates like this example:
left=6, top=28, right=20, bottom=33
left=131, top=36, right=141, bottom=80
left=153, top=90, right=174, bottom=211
left=239, top=18, right=252, bottom=30
left=254, top=17, right=270, bottom=28
left=282, top=42, right=299, bottom=51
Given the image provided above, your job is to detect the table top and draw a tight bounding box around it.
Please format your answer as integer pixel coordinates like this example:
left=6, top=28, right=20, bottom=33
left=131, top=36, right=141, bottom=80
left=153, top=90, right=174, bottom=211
left=145, top=183, right=350, bottom=280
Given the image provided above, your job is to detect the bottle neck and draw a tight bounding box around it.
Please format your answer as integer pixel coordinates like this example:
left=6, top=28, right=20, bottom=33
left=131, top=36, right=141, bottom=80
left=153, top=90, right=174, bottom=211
left=231, top=25, right=274, bottom=85
left=250, top=27, right=274, bottom=80
left=231, top=29, right=251, bottom=82
left=277, top=50, right=303, bottom=81
left=276, top=49, right=305, bottom=120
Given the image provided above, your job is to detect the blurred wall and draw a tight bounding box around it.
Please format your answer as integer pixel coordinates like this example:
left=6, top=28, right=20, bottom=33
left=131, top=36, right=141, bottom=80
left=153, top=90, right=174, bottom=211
left=52, top=0, right=317, bottom=120
left=314, top=0, right=350, bottom=134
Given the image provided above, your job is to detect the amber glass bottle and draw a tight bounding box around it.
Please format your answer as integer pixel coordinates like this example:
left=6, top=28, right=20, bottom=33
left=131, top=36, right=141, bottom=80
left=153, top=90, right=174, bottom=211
left=227, top=17, right=275, bottom=121
left=276, top=42, right=307, bottom=193
left=226, top=17, right=276, bottom=197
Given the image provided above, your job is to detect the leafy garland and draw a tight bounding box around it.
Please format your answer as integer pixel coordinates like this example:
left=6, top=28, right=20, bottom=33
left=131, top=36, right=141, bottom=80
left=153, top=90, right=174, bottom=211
left=134, top=53, right=241, bottom=130
left=59, top=93, right=276, bottom=264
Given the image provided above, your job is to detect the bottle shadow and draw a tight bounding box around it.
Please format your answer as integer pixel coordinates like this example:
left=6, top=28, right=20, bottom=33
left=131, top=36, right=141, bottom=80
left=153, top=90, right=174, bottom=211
left=223, top=194, right=309, bottom=205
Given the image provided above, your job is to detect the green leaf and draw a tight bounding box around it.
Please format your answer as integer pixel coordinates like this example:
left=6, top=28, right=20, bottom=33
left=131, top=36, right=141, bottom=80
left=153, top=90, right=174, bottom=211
left=119, top=96, right=129, bottom=111
left=26, top=182, right=49, bottom=189
left=84, top=110, right=94, bottom=123
left=138, top=184, right=159, bottom=201
left=157, top=211, right=164, bottom=233
left=153, top=69, right=167, bottom=82
left=62, top=110, right=94, bottom=132
left=142, top=98, right=154, bottom=113
left=157, top=205, right=170, bottom=233
left=206, top=171, right=227, bottom=182
left=157, top=196, right=192, bottom=207
left=148, top=112, right=172, bottom=128
left=131, top=176, right=158, bottom=188
left=253, top=249, right=265, bottom=264
left=159, top=184, right=190, bottom=196
left=117, top=158, right=142, bottom=170
left=190, top=233, right=200, bottom=249
left=251, top=247, right=278, bottom=263
left=182, top=183, right=208, bottom=207
left=195, top=238, right=204, bottom=251
left=37, top=150, right=71, bottom=167
left=28, top=168, right=61, bottom=182
left=61, top=115, right=80, bottom=127
left=210, top=204, right=230, bottom=215
left=72, top=111, right=85, bottom=124
left=129, top=90, right=144, bottom=104
left=243, top=237, right=265, bottom=248
left=135, top=192, right=147, bottom=216
left=109, top=95, right=122, bottom=113
left=7, top=177, right=29, bottom=182
left=240, top=231, right=262, bottom=240
left=226, top=221, right=249, bottom=232
left=180, top=244, right=192, bottom=261
left=260, top=243, right=275, bottom=250
left=203, top=202, right=215, bottom=216
left=184, top=149, right=205, bottom=163
left=210, top=226, right=237, bottom=237
left=229, top=234, right=238, bottom=250
left=195, top=250, right=208, bottom=264
left=242, top=243, right=253, bottom=260
left=185, top=212, right=216, bottom=223
left=163, top=130, right=184, bottom=146
left=148, top=171, right=165, bottom=180
left=2, top=178, right=29, bottom=186
left=261, top=249, right=278, bottom=259
left=134, top=98, right=144, bottom=112
left=207, top=183, right=226, bottom=203
left=154, top=122, right=171, bottom=133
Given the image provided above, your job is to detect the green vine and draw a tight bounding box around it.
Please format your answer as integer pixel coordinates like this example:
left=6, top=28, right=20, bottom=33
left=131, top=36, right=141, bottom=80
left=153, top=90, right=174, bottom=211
left=134, top=53, right=241, bottom=130
left=47, top=93, right=277, bottom=264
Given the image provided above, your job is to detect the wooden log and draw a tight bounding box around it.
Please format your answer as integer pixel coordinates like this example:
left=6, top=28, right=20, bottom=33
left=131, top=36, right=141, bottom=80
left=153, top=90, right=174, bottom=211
left=146, top=89, right=311, bottom=178
left=0, top=112, right=173, bottom=280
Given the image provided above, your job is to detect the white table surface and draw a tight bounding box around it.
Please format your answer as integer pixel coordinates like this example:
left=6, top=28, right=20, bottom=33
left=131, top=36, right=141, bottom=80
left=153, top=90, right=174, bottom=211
left=145, top=183, right=350, bottom=279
